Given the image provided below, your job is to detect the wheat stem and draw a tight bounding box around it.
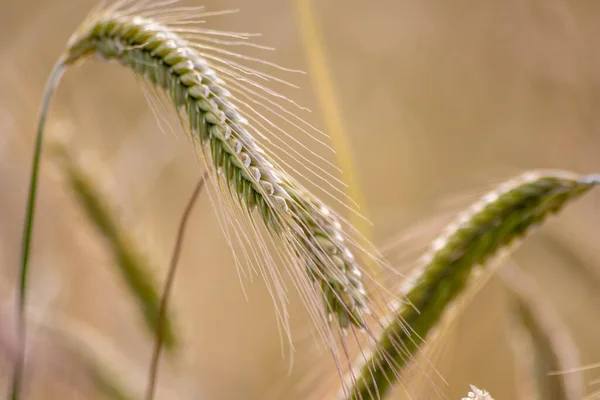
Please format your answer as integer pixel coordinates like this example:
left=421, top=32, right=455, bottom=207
left=11, top=59, right=66, bottom=400
left=146, top=174, right=207, bottom=400
left=343, top=171, right=598, bottom=399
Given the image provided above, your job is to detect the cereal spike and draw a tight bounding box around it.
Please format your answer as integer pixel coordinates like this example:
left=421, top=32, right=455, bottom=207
left=343, top=171, right=598, bottom=399
left=63, top=10, right=368, bottom=330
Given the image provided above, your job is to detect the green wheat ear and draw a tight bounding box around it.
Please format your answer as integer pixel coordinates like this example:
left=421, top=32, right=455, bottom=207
left=343, top=171, right=599, bottom=400
left=48, top=140, right=178, bottom=351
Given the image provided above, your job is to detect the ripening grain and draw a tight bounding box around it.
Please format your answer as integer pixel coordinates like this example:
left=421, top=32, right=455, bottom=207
left=343, top=171, right=598, bottom=399
left=18, top=3, right=384, bottom=397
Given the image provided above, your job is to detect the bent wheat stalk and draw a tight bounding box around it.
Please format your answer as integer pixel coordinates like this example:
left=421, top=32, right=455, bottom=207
left=13, top=61, right=66, bottom=400
left=146, top=174, right=207, bottom=400
left=19, top=2, right=374, bottom=398
left=342, top=171, right=599, bottom=399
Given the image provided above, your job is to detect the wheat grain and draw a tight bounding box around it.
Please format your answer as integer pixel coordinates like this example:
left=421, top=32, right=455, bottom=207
left=342, top=170, right=598, bottom=399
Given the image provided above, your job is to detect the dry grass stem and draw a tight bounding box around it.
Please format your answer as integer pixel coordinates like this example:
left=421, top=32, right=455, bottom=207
left=294, top=0, right=374, bottom=256
left=146, top=174, right=207, bottom=400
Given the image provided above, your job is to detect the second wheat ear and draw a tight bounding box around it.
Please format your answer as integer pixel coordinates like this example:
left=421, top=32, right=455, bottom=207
left=342, top=171, right=599, bottom=400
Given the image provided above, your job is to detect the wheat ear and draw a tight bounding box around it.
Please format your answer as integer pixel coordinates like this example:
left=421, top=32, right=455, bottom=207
left=65, top=8, right=369, bottom=328
left=18, top=3, right=375, bottom=396
left=342, top=171, right=598, bottom=399
left=49, top=141, right=178, bottom=351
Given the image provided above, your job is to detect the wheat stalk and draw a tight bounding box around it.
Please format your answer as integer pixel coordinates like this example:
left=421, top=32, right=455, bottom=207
left=18, top=2, right=379, bottom=397
left=342, top=170, right=599, bottom=399
left=146, top=175, right=207, bottom=400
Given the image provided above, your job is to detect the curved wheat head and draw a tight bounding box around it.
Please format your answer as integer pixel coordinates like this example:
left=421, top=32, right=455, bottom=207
left=19, top=2, right=393, bottom=397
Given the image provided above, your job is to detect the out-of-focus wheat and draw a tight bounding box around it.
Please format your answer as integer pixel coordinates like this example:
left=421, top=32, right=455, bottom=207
left=49, top=139, right=178, bottom=351
left=342, top=171, right=599, bottom=399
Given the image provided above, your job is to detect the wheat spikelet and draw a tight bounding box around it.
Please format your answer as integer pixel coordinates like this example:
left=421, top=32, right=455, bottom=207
left=342, top=170, right=599, bottom=399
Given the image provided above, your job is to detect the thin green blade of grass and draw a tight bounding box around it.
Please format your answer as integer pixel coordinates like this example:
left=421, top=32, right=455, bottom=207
left=343, top=171, right=599, bottom=399
left=502, top=263, right=584, bottom=400
left=12, top=59, right=66, bottom=400
left=49, top=141, right=178, bottom=352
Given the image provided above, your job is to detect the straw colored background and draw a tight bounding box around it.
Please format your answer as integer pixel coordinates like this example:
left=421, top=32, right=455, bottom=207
left=1, top=0, right=600, bottom=399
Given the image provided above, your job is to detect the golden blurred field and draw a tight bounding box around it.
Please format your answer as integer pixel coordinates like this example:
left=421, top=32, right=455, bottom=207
left=1, top=0, right=600, bottom=399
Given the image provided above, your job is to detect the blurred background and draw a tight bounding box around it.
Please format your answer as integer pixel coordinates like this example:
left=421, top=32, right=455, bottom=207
left=1, top=0, right=600, bottom=399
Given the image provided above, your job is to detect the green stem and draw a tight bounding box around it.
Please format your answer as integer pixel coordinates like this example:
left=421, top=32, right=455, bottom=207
left=11, top=60, right=66, bottom=400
